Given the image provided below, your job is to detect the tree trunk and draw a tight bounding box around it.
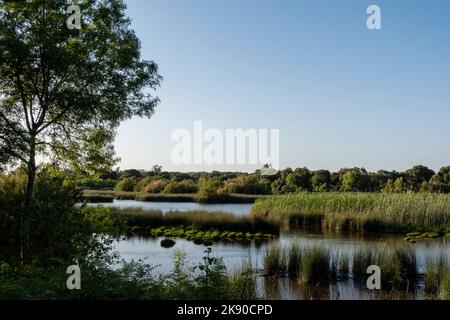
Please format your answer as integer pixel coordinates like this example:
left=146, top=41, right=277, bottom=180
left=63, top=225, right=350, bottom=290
left=20, top=138, right=36, bottom=264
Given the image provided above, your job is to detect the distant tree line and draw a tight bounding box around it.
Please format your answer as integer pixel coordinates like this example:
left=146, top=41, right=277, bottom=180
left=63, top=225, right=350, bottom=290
left=85, top=164, right=450, bottom=195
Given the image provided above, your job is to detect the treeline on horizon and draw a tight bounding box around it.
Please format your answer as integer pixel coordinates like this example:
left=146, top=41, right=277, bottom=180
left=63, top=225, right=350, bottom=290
left=80, top=164, right=450, bottom=195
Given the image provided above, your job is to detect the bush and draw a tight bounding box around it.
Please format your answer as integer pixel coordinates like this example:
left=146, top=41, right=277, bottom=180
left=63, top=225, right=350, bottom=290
left=144, top=179, right=168, bottom=193
left=114, top=177, right=137, bottom=192
left=162, top=180, right=198, bottom=194
left=196, top=177, right=223, bottom=202
left=220, top=175, right=271, bottom=195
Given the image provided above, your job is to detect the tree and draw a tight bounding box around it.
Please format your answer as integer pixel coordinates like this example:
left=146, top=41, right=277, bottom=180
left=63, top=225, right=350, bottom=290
left=0, top=0, right=161, bottom=260
left=311, top=170, right=331, bottom=192
left=405, top=165, right=435, bottom=191
left=340, top=168, right=370, bottom=192
left=438, top=166, right=450, bottom=185
left=285, top=167, right=312, bottom=192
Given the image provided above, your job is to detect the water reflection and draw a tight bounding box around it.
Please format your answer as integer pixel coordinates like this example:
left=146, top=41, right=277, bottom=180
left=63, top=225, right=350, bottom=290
left=113, top=229, right=450, bottom=300
left=88, top=199, right=252, bottom=216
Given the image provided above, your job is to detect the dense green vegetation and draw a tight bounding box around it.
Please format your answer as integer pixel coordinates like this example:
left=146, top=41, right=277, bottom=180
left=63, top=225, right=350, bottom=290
left=0, top=248, right=257, bottom=300
left=251, top=193, right=450, bottom=234
left=85, top=164, right=450, bottom=196
left=78, top=164, right=450, bottom=204
left=112, top=208, right=279, bottom=236
left=0, top=171, right=258, bottom=299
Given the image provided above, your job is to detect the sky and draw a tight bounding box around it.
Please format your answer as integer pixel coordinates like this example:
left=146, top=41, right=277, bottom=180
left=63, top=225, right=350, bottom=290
left=115, top=0, right=450, bottom=173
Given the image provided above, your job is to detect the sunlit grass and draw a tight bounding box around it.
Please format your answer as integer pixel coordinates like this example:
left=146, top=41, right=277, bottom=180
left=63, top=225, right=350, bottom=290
left=251, top=193, right=450, bottom=233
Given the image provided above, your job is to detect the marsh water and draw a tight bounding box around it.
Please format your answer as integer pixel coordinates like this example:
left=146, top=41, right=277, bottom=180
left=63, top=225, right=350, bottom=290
left=96, top=200, right=450, bottom=300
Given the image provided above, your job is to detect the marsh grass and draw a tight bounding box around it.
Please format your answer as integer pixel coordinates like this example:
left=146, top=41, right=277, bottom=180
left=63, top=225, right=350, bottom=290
left=299, top=245, right=330, bottom=284
left=376, top=246, right=418, bottom=290
left=251, top=193, right=450, bottom=234
left=352, top=248, right=375, bottom=279
left=263, top=245, right=282, bottom=277
left=91, top=191, right=264, bottom=203
left=351, top=244, right=418, bottom=290
left=337, top=251, right=350, bottom=279
left=112, top=208, right=279, bottom=235
left=439, top=268, right=450, bottom=300
left=425, top=252, right=449, bottom=297
left=287, top=243, right=302, bottom=277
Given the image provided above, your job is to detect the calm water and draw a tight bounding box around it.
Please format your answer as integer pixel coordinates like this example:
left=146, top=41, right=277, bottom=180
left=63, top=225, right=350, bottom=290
left=89, top=199, right=252, bottom=215
left=97, top=200, right=450, bottom=300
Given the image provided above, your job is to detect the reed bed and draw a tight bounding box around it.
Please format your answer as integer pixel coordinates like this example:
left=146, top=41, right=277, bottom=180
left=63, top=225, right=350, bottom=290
left=263, top=245, right=283, bottom=277
left=111, top=207, right=279, bottom=234
left=251, top=193, right=450, bottom=233
left=263, top=243, right=422, bottom=290
left=287, top=243, right=302, bottom=277
left=87, top=191, right=264, bottom=203
left=299, top=245, right=330, bottom=284
left=337, top=251, right=350, bottom=279
left=425, top=252, right=449, bottom=297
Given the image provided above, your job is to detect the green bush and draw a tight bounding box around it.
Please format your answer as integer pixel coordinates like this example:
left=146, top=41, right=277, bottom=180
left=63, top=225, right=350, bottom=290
left=162, top=180, right=198, bottom=194
left=114, top=177, right=137, bottom=192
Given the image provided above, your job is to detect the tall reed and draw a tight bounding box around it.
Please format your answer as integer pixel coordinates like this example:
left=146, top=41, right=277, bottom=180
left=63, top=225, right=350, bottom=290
left=251, top=193, right=450, bottom=233
left=112, top=208, right=279, bottom=234
left=425, top=252, right=448, bottom=296
left=263, top=245, right=282, bottom=277
left=299, top=245, right=330, bottom=284
left=287, top=243, right=302, bottom=277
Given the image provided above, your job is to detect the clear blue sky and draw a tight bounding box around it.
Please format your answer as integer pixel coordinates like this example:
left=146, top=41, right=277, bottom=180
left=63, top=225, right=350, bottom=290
left=115, top=0, right=450, bottom=173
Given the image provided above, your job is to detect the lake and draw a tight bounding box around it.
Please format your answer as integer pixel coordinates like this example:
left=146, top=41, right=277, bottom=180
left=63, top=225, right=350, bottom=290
left=97, top=200, right=450, bottom=300
left=88, top=199, right=252, bottom=215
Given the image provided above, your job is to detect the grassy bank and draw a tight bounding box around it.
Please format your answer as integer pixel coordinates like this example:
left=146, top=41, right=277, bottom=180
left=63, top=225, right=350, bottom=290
left=82, top=190, right=266, bottom=203
left=251, top=193, right=450, bottom=234
left=112, top=208, right=279, bottom=236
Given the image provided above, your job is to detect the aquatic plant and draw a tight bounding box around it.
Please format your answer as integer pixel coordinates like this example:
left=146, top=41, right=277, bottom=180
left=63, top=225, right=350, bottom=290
left=287, top=244, right=302, bottom=277
left=263, top=245, right=282, bottom=277
left=299, top=245, right=330, bottom=284
left=251, top=193, right=450, bottom=234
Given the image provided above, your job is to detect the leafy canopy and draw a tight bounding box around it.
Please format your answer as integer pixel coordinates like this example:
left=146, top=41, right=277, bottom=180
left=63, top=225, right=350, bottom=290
left=0, top=0, right=161, bottom=174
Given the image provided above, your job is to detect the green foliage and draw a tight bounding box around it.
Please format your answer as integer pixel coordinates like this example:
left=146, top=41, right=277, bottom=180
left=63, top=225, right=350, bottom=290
left=114, top=177, right=137, bottom=192
left=287, top=243, right=302, bottom=277
left=0, top=174, right=25, bottom=243
left=251, top=193, right=450, bottom=234
left=143, top=179, right=169, bottom=193
left=196, top=177, right=224, bottom=202
left=425, top=252, right=449, bottom=297
left=220, top=175, right=271, bottom=195
left=115, top=208, right=279, bottom=235
left=0, top=0, right=161, bottom=176
left=162, top=180, right=198, bottom=194
left=299, top=245, right=330, bottom=284
left=263, top=245, right=282, bottom=277
left=0, top=249, right=257, bottom=300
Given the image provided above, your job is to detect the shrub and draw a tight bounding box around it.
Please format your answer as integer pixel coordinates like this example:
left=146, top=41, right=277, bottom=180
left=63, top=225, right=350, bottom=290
left=114, top=177, right=137, bottom=192
left=162, top=180, right=198, bottom=194
left=144, top=179, right=168, bottom=193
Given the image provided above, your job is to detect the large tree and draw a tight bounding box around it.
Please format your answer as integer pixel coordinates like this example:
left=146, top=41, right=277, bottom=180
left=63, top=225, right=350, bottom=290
left=0, top=0, right=161, bottom=259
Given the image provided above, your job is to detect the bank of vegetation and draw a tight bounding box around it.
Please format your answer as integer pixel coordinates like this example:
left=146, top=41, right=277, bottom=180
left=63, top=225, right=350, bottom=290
left=0, top=172, right=257, bottom=299
left=112, top=208, right=279, bottom=245
left=251, top=193, right=450, bottom=235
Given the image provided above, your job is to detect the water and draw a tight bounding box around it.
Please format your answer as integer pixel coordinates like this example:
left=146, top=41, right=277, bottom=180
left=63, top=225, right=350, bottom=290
left=88, top=199, right=252, bottom=216
left=96, top=200, right=450, bottom=300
